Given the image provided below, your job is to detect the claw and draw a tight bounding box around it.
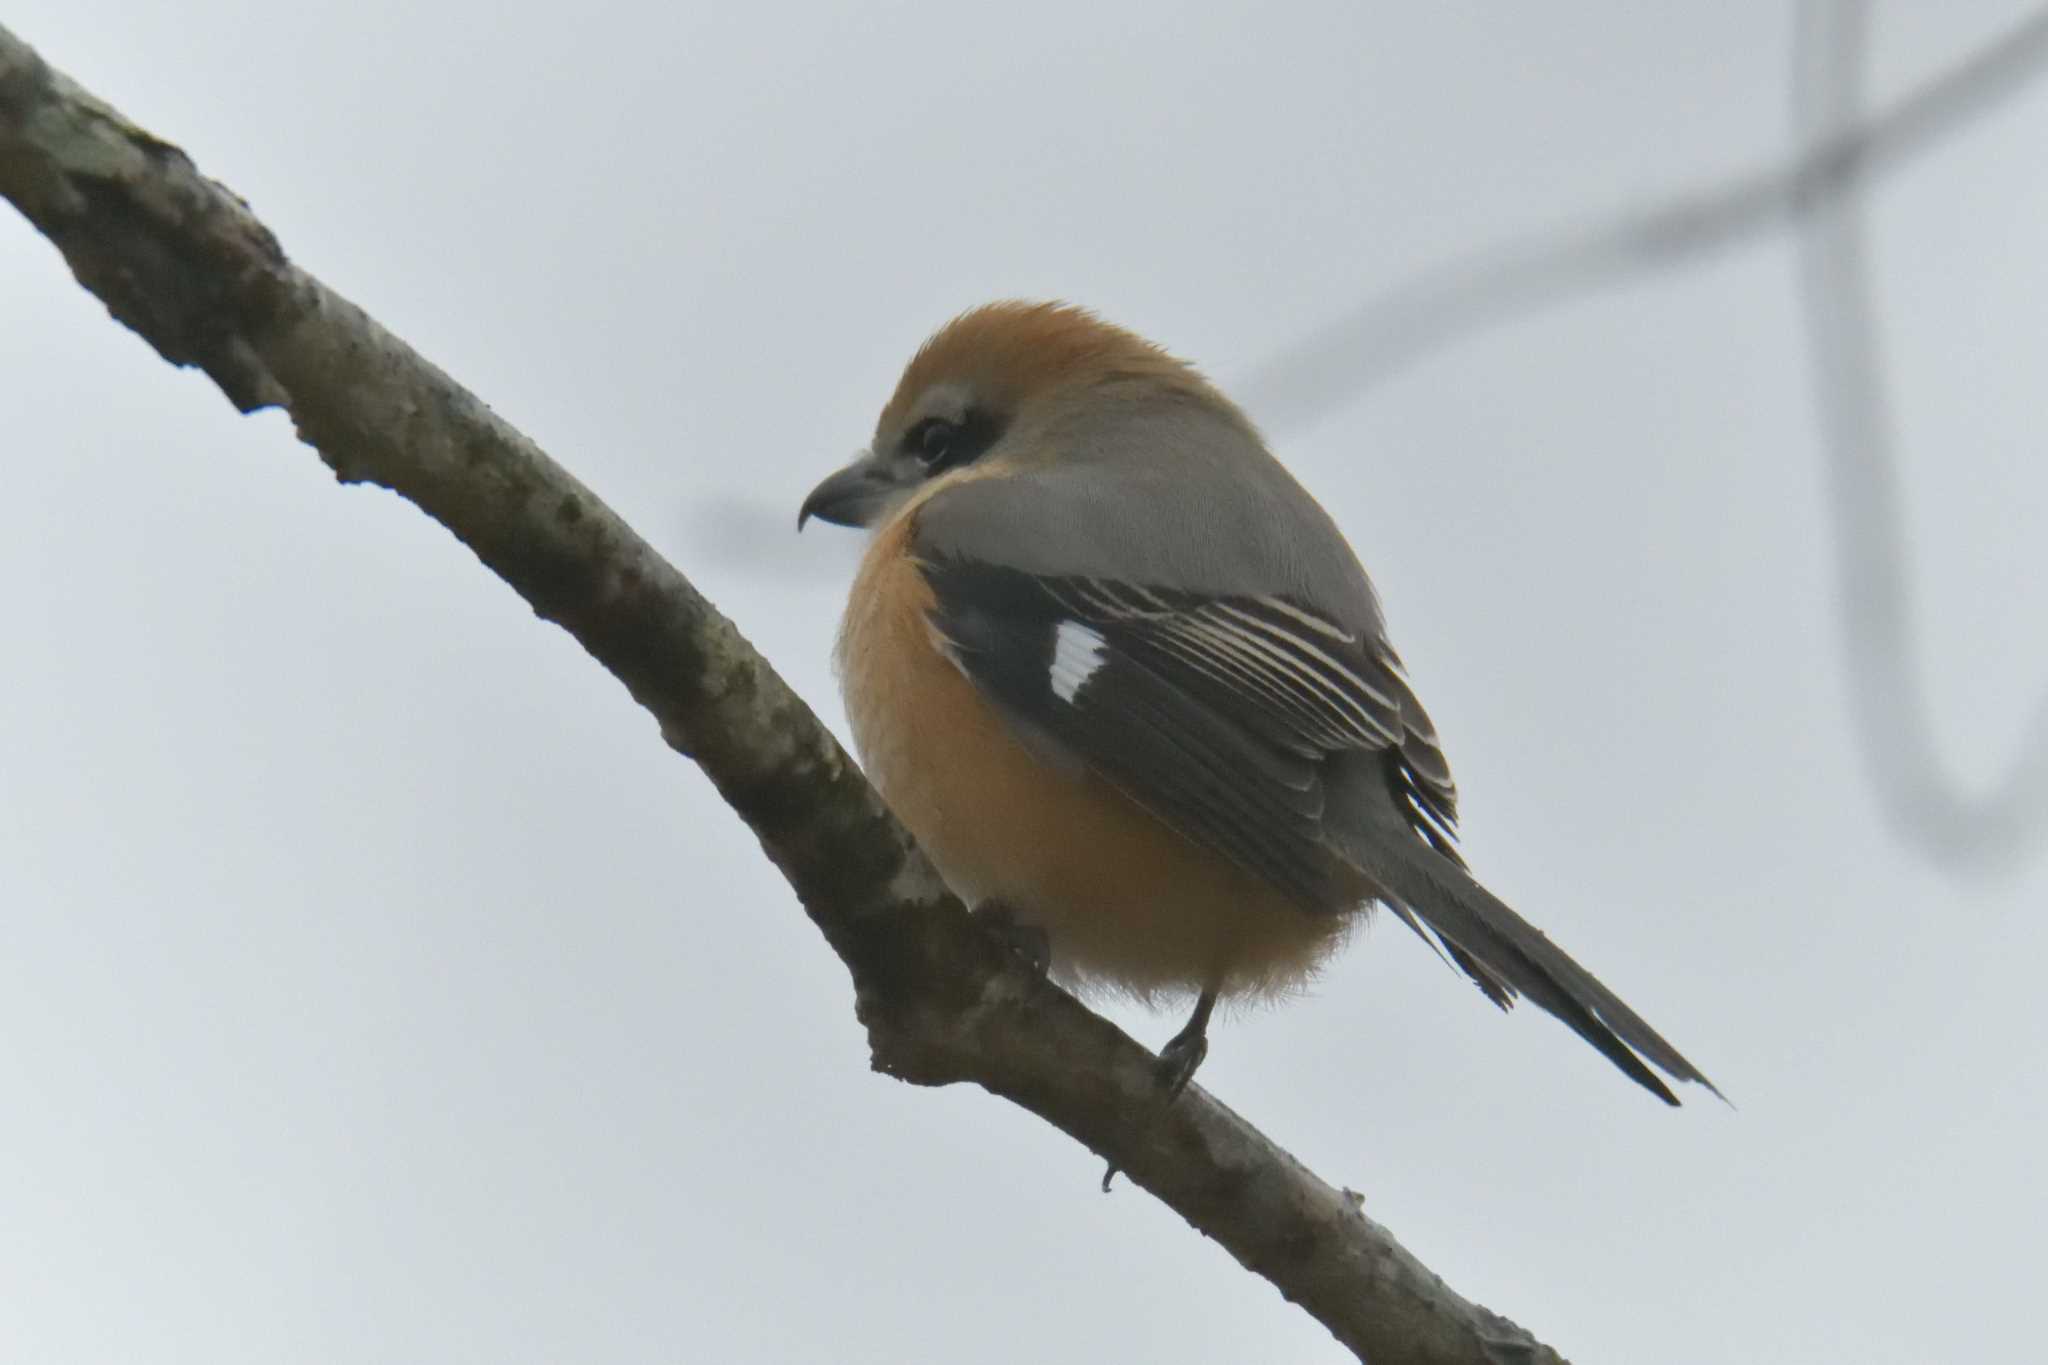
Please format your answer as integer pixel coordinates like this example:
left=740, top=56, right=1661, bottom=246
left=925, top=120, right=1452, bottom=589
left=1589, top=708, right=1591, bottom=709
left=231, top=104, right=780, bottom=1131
left=1155, top=1029, right=1210, bottom=1101
left=1156, top=987, right=1218, bottom=1099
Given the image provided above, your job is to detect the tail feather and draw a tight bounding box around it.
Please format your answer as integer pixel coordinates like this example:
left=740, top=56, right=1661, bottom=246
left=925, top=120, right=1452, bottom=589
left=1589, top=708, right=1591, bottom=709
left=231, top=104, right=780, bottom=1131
left=1342, top=777, right=1720, bottom=1105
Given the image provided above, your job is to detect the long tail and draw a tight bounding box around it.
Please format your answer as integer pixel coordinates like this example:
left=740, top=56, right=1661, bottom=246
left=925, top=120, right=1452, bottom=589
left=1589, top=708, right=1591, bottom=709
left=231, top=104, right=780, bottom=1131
left=1338, top=771, right=1720, bottom=1105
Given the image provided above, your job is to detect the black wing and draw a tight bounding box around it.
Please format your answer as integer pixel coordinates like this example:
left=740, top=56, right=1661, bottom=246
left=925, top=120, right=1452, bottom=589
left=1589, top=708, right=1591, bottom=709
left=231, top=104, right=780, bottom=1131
left=917, top=556, right=1454, bottom=910
left=918, top=553, right=1720, bottom=1104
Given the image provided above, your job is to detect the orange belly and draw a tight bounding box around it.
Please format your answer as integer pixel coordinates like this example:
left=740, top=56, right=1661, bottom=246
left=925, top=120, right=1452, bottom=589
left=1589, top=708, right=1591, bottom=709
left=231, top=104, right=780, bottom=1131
left=835, top=503, right=1351, bottom=1005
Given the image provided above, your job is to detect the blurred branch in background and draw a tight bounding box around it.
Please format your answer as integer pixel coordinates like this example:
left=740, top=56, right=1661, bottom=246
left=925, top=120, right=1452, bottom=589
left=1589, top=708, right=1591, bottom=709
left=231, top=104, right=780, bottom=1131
left=1236, top=5, right=2048, bottom=423
left=1241, top=1, right=2048, bottom=876
left=1792, top=0, right=2048, bottom=873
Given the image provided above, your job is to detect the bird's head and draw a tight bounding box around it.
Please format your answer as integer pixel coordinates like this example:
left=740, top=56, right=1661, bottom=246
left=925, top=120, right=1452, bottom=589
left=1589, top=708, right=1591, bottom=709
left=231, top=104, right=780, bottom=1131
left=798, top=300, right=1233, bottom=531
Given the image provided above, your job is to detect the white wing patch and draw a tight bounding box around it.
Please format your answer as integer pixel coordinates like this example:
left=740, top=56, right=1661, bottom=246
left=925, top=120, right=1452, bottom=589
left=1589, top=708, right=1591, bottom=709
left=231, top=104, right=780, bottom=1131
left=1040, top=577, right=1408, bottom=750
left=1049, top=619, right=1108, bottom=703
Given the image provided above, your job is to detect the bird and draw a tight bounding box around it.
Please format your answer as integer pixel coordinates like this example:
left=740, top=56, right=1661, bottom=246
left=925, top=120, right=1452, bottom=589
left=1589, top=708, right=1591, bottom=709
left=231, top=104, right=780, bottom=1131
left=799, top=300, right=1715, bottom=1106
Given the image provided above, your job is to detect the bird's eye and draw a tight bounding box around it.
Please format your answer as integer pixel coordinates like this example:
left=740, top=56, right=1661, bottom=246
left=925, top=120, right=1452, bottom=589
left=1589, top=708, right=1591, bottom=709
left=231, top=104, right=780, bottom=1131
left=901, top=406, right=1004, bottom=474
left=909, top=417, right=960, bottom=470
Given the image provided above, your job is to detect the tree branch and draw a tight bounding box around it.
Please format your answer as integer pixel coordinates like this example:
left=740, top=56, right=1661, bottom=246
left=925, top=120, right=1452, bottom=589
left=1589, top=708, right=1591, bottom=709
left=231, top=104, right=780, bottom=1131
left=1, top=25, right=1566, bottom=1364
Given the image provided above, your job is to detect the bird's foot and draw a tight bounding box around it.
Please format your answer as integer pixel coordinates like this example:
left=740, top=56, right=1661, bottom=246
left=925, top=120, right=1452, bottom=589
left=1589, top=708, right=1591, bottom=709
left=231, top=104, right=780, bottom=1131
left=1102, top=1039, right=1208, bottom=1193
left=1154, top=1028, right=1209, bottom=1102
left=1154, top=986, right=1219, bottom=1101
left=969, top=901, right=1051, bottom=976
left=1102, top=987, right=1220, bottom=1191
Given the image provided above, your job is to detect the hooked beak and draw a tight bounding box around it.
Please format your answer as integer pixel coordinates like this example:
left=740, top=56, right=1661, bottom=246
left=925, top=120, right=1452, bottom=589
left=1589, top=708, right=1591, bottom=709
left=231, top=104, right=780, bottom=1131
left=798, top=452, right=900, bottom=531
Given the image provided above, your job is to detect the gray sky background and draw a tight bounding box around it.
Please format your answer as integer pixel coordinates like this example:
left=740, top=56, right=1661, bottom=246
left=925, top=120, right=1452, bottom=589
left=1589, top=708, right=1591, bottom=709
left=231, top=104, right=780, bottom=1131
left=5, top=4, right=2045, bottom=1362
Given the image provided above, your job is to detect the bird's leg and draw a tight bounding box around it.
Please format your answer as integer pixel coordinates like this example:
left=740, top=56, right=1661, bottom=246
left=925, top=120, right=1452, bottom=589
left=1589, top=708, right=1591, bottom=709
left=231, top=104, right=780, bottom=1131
left=1155, top=987, right=1218, bottom=1101
left=1102, top=985, right=1223, bottom=1192
left=969, top=900, right=1052, bottom=976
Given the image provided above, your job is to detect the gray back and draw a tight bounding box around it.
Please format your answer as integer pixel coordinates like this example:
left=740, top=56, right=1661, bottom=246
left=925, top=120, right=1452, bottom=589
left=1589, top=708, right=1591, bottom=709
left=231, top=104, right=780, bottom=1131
left=914, top=389, right=1388, bottom=642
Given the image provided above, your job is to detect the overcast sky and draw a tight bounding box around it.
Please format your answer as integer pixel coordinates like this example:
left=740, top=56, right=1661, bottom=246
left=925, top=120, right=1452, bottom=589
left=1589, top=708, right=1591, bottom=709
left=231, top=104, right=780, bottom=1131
left=6, top=4, right=2046, bottom=1362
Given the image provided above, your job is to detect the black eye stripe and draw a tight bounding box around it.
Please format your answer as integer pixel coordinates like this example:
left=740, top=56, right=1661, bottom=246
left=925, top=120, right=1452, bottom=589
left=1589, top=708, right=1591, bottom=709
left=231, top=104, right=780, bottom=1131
left=903, top=408, right=1004, bottom=474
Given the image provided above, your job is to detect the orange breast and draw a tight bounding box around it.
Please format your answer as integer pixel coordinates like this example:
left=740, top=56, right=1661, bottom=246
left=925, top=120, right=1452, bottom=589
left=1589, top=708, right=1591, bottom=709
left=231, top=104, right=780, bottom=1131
left=835, top=499, right=1351, bottom=1005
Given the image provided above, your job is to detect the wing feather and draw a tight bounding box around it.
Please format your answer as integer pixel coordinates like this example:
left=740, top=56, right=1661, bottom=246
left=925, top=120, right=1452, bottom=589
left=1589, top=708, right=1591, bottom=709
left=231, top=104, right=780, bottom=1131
left=911, top=550, right=1715, bottom=1104
left=919, top=557, right=1447, bottom=906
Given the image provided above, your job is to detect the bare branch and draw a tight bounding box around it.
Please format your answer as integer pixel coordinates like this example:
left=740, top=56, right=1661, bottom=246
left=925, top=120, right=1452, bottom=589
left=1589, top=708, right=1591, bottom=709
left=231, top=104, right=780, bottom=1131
left=1234, top=4, right=2048, bottom=426
left=1791, top=0, right=2048, bottom=872
left=0, top=25, right=1570, bottom=1364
